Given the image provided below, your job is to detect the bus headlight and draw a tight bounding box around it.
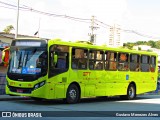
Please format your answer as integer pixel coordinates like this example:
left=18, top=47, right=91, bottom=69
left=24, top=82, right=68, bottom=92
left=34, top=84, right=39, bottom=89
left=34, top=81, right=46, bottom=90
left=40, top=81, right=45, bottom=86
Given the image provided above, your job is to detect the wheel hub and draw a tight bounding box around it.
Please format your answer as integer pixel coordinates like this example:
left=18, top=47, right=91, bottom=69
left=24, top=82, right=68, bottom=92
left=129, top=87, right=135, bottom=98
left=69, top=89, right=77, bottom=100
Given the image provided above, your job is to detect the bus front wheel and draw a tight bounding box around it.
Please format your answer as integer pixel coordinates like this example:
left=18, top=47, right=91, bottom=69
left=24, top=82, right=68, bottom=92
left=65, top=84, right=80, bottom=104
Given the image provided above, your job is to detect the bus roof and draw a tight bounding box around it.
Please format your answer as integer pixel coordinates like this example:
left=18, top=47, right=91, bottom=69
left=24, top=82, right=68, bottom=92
left=48, top=39, right=158, bottom=56
left=12, top=38, right=157, bottom=56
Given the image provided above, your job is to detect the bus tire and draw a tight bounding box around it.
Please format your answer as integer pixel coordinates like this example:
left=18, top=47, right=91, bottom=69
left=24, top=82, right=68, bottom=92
left=120, top=84, right=136, bottom=100
left=65, top=84, right=80, bottom=104
left=127, top=84, right=136, bottom=100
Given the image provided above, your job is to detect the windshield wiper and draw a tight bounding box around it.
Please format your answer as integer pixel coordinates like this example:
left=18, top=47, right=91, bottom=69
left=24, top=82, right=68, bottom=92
left=18, top=51, right=22, bottom=68
left=24, top=51, right=29, bottom=67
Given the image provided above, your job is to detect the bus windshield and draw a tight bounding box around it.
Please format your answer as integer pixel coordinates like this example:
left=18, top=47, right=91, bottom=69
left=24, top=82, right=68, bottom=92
left=8, top=47, right=47, bottom=75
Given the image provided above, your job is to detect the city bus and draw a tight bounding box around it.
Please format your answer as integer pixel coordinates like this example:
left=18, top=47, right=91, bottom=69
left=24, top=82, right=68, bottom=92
left=5, top=38, right=158, bottom=103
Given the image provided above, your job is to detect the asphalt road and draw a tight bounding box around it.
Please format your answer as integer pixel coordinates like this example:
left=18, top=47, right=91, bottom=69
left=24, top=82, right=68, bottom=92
left=0, top=94, right=160, bottom=120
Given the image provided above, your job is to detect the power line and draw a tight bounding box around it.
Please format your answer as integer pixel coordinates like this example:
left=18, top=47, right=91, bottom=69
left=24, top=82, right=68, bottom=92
left=1, top=1, right=160, bottom=40
left=0, top=5, right=29, bottom=11
left=0, top=1, right=91, bottom=22
left=95, top=19, right=112, bottom=28
left=0, top=1, right=29, bottom=10
left=0, top=5, right=17, bottom=10
left=96, top=19, right=160, bottom=39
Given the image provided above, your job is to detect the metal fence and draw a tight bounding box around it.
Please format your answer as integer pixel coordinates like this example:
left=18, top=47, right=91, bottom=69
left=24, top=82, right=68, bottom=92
left=0, top=73, right=6, bottom=95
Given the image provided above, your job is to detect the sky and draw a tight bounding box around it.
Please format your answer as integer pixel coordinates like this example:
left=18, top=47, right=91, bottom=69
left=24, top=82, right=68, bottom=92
left=1, top=0, right=160, bottom=45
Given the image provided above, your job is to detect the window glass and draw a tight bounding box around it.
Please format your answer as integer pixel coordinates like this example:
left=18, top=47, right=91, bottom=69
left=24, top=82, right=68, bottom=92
left=72, top=48, right=88, bottom=69
left=89, top=50, right=104, bottom=70
left=118, top=53, right=129, bottom=71
left=105, top=52, right=117, bottom=70
left=150, top=56, right=156, bottom=72
left=49, top=45, right=69, bottom=77
left=130, top=54, right=140, bottom=71
left=141, top=55, right=150, bottom=72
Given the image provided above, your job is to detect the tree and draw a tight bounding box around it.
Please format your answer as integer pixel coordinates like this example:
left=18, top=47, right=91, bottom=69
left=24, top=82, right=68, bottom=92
left=135, top=41, right=147, bottom=45
left=3, top=25, right=14, bottom=33
left=147, top=40, right=156, bottom=48
left=123, top=42, right=134, bottom=49
left=138, top=47, right=141, bottom=50
left=156, top=40, right=160, bottom=49
left=123, top=40, right=160, bottom=49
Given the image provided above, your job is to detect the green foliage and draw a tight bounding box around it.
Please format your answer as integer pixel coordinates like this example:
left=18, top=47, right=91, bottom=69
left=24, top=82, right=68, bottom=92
left=123, top=42, right=134, bottom=49
left=3, top=25, right=14, bottom=33
left=147, top=40, right=156, bottom=48
left=156, top=40, right=160, bottom=49
left=138, top=47, right=141, bottom=50
left=124, top=40, right=160, bottom=49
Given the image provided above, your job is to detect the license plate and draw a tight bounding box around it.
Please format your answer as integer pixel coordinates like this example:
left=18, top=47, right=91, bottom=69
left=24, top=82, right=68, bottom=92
left=17, top=89, right=23, bottom=93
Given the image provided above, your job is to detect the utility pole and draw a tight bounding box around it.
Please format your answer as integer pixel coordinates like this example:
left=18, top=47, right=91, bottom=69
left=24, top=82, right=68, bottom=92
left=88, top=16, right=99, bottom=44
left=15, top=0, right=19, bottom=38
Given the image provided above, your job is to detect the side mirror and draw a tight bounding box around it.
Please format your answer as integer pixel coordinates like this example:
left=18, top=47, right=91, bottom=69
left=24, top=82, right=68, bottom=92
left=53, top=54, right=58, bottom=65
left=2, top=50, right=5, bottom=63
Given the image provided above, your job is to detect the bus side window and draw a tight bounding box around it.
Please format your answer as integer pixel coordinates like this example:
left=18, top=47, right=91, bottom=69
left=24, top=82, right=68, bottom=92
left=107, top=52, right=117, bottom=70
left=95, top=51, right=103, bottom=70
left=72, top=59, right=78, bottom=69
left=118, top=53, right=129, bottom=71
left=72, top=48, right=88, bottom=69
left=49, top=45, right=69, bottom=77
left=58, top=46, right=69, bottom=69
left=150, top=56, right=156, bottom=72
left=51, top=46, right=69, bottom=69
left=105, top=52, right=110, bottom=70
left=130, top=54, right=140, bottom=71
left=89, top=50, right=104, bottom=70
left=95, top=62, right=103, bottom=70
left=141, top=55, right=150, bottom=72
left=89, top=50, right=96, bottom=70
left=57, top=53, right=68, bottom=69
left=89, top=61, right=95, bottom=69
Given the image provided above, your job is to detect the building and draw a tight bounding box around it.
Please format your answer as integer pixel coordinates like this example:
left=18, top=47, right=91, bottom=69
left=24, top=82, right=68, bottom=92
left=0, top=32, right=38, bottom=66
left=133, top=45, right=152, bottom=51
left=0, top=32, right=37, bottom=45
left=108, top=24, right=121, bottom=47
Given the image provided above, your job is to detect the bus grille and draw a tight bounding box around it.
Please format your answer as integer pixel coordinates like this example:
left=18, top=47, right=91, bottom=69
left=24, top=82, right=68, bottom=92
left=8, top=86, right=33, bottom=94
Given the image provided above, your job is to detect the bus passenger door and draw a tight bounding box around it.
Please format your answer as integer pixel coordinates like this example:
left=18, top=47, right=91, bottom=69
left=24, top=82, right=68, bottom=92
left=49, top=45, right=69, bottom=99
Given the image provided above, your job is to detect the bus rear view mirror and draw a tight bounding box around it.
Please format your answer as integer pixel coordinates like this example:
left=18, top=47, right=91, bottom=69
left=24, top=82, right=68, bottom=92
left=2, top=47, right=10, bottom=66
left=1, top=50, right=5, bottom=63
